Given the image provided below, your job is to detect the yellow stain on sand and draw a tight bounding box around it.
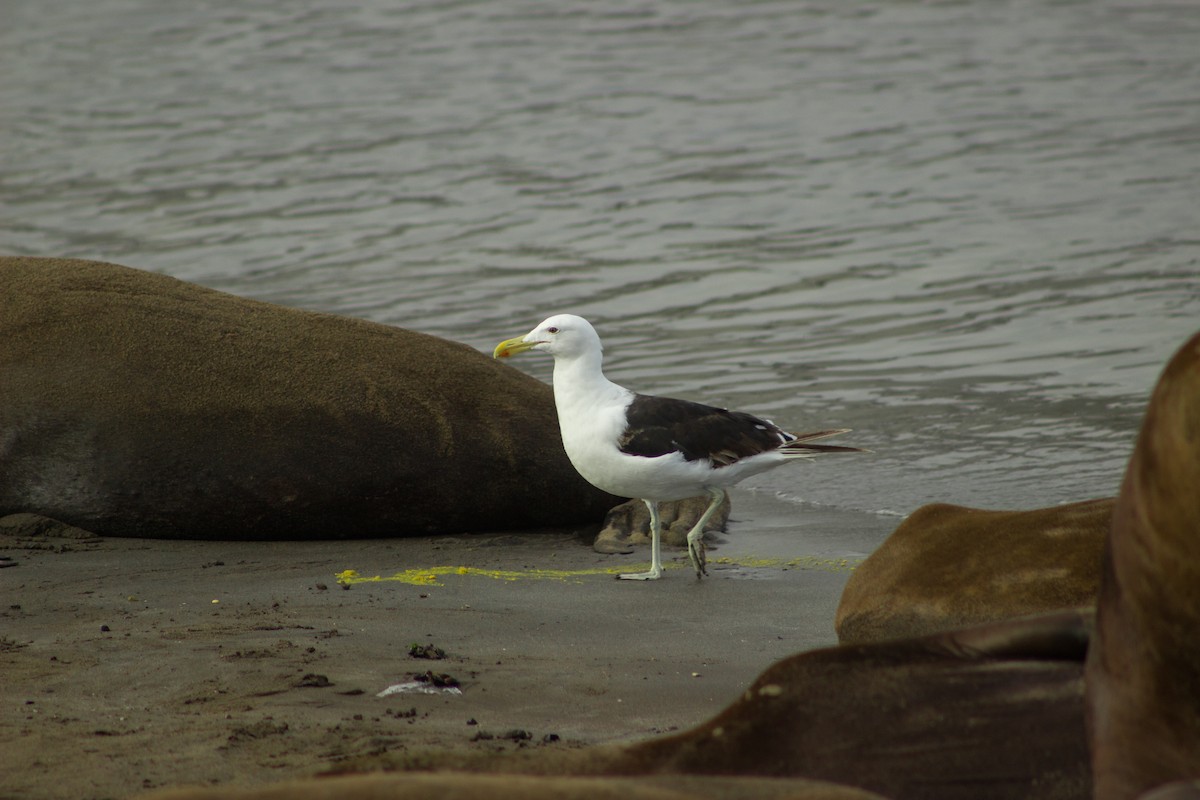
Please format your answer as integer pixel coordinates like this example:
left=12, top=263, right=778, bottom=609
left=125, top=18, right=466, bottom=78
left=334, top=555, right=859, bottom=587
left=335, top=565, right=629, bottom=587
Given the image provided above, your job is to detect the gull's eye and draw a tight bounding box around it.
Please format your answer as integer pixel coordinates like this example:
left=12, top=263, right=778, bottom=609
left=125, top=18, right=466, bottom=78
left=547, top=327, right=559, bottom=334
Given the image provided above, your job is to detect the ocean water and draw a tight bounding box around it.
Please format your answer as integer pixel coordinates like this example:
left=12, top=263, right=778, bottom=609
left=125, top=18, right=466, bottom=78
left=4, top=0, right=1199, bottom=535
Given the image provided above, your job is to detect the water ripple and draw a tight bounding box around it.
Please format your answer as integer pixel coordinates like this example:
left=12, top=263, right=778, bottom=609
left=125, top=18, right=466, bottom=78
left=3, top=0, right=1199, bottom=517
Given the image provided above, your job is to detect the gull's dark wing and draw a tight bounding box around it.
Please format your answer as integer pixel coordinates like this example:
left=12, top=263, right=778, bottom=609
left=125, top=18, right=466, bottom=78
left=617, top=394, right=791, bottom=467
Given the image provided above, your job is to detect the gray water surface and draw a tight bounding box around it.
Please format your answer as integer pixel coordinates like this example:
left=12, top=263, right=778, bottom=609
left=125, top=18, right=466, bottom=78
left=4, top=0, right=1199, bottom=535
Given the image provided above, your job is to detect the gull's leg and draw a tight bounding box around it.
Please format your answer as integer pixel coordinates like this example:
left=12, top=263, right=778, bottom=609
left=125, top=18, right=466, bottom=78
left=619, top=500, right=664, bottom=581
left=686, top=488, right=726, bottom=579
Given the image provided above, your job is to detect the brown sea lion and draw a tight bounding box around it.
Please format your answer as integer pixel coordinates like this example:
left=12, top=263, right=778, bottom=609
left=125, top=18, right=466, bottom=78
left=592, top=494, right=731, bottom=554
left=836, top=498, right=1111, bottom=643
left=1086, top=330, right=1200, bottom=799
left=140, top=772, right=887, bottom=800
left=592, top=609, right=1091, bottom=800
left=1138, top=783, right=1200, bottom=800
left=0, top=257, right=620, bottom=539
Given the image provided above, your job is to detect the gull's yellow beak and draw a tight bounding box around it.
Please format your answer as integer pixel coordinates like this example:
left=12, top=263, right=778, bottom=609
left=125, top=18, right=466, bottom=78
left=493, top=335, right=539, bottom=359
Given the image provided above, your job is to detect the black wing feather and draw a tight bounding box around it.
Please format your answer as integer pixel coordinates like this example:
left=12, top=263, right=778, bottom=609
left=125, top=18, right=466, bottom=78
left=617, top=394, right=790, bottom=467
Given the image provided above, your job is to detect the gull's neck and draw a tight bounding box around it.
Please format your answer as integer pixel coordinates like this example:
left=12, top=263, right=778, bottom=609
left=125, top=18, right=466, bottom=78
left=551, top=347, right=630, bottom=419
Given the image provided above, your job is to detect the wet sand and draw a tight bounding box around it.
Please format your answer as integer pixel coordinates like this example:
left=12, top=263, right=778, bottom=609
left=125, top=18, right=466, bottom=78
left=1, top=492, right=895, bottom=800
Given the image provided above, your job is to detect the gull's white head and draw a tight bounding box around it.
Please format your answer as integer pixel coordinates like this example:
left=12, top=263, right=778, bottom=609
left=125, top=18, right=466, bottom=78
left=493, top=313, right=603, bottom=361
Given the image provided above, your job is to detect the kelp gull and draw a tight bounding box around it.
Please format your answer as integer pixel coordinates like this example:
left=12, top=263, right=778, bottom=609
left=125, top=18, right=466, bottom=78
left=494, top=314, right=864, bottom=580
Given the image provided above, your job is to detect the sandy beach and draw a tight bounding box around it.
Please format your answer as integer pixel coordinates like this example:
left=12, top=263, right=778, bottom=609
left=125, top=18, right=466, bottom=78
left=1, top=492, right=895, bottom=800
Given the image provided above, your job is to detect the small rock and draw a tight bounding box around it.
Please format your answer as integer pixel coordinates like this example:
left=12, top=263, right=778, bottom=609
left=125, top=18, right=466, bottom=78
left=501, top=729, right=532, bottom=741
left=295, top=673, right=333, bottom=688
left=413, top=670, right=458, bottom=688
left=408, top=642, right=446, bottom=660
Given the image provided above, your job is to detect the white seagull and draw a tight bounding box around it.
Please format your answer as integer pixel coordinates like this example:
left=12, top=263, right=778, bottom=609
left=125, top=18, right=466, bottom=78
left=494, top=314, right=864, bottom=580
